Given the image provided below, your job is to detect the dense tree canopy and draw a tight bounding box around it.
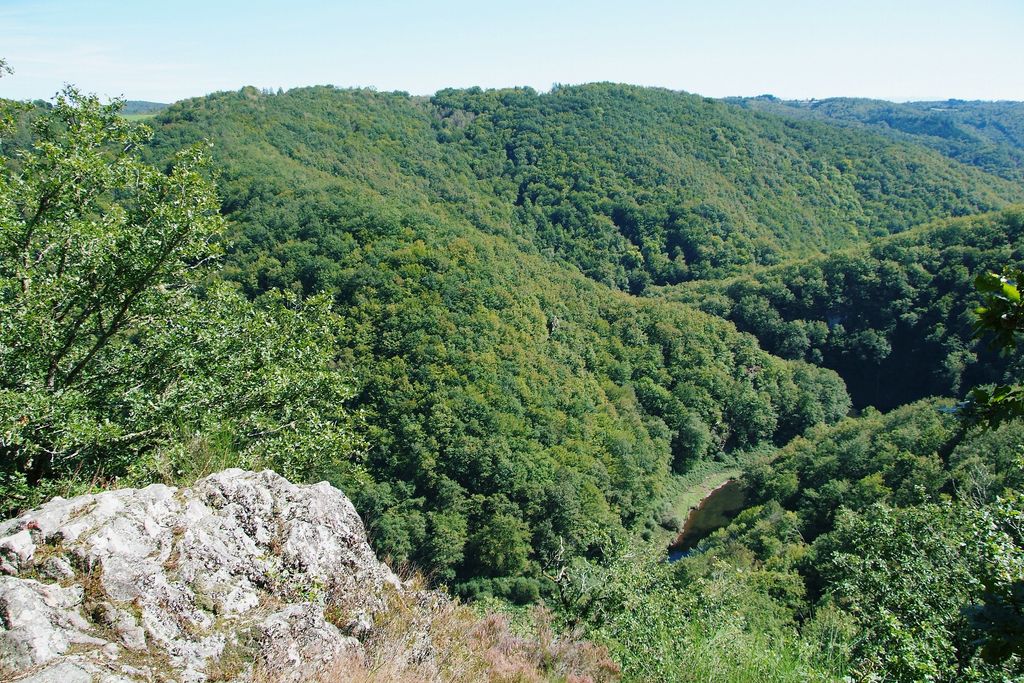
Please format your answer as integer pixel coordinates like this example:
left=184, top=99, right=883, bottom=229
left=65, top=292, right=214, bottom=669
left=5, top=77, right=1024, bottom=680
left=126, top=84, right=886, bottom=598
left=126, top=84, right=1024, bottom=605
left=146, top=85, right=1024, bottom=296
left=666, top=209, right=1024, bottom=409
left=730, top=95, right=1024, bottom=182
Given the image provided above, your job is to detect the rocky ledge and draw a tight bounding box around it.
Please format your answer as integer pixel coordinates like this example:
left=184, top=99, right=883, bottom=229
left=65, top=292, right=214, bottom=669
left=0, top=469, right=418, bottom=682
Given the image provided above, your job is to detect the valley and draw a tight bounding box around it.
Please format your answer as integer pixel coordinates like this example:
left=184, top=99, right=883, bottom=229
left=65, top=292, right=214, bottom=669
left=2, top=80, right=1023, bottom=681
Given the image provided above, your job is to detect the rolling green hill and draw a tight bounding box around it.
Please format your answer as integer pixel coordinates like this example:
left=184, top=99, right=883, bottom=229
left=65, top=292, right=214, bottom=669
left=432, top=85, right=1024, bottom=286
left=143, top=84, right=861, bottom=598
left=148, top=84, right=1024, bottom=293
left=728, top=95, right=1024, bottom=182
left=133, top=84, right=1024, bottom=598
left=122, top=99, right=169, bottom=115
left=6, top=81, right=1024, bottom=680
left=661, top=209, right=1024, bottom=410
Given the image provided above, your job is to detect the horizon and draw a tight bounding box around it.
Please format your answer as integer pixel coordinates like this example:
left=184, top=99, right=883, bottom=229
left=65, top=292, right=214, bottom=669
left=2, top=0, right=1023, bottom=104
left=57, top=84, right=1024, bottom=108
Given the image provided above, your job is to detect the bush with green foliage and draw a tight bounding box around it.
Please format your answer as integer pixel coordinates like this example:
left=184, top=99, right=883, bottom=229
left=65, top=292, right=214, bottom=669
left=967, top=265, right=1024, bottom=426
left=0, top=88, right=361, bottom=512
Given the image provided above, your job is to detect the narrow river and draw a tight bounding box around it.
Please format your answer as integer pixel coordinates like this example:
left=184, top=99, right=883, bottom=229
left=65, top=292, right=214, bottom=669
left=668, top=478, right=747, bottom=561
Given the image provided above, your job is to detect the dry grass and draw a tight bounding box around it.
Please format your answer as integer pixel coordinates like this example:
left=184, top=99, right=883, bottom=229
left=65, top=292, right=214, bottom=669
left=250, top=571, right=620, bottom=683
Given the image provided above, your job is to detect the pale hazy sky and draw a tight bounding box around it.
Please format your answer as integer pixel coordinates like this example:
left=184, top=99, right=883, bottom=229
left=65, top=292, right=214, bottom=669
left=2, top=0, right=1022, bottom=103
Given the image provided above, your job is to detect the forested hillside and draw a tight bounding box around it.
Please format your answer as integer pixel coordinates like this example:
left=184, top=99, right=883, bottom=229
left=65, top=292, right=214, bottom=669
left=588, top=400, right=1024, bottom=681
left=148, top=84, right=1024, bottom=292
left=129, top=84, right=1024, bottom=602
left=140, top=85, right=863, bottom=600
left=122, top=100, right=169, bottom=116
left=5, top=80, right=1024, bottom=681
left=431, top=85, right=1024, bottom=286
left=663, top=209, right=1024, bottom=409
left=728, top=96, right=1024, bottom=182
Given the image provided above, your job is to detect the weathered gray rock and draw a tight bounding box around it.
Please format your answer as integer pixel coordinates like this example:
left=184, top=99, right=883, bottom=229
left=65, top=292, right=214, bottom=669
left=0, top=469, right=404, bottom=682
left=257, top=604, right=359, bottom=682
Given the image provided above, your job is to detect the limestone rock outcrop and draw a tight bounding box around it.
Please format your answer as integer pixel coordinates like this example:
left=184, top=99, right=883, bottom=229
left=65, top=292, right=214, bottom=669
left=0, top=469, right=404, bottom=682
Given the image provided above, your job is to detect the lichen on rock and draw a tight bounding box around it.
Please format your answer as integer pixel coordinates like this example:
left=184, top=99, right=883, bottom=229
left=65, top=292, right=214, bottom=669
left=0, top=469, right=403, bottom=682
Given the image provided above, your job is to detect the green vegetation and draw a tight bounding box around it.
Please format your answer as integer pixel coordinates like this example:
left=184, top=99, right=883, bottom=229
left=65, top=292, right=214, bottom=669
left=557, top=543, right=849, bottom=681
left=4, top=74, right=1024, bottom=680
left=121, top=100, right=170, bottom=118
left=0, top=89, right=360, bottom=511
left=430, top=85, right=1024, bottom=288
left=967, top=266, right=1024, bottom=426
left=553, top=400, right=1024, bottom=681
left=556, top=273, right=1024, bottom=681
left=729, top=96, right=1024, bottom=182
left=664, top=209, right=1024, bottom=410
left=145, top=84, right=1024, bottom=295
left=138, top=84, right=862, bottom=599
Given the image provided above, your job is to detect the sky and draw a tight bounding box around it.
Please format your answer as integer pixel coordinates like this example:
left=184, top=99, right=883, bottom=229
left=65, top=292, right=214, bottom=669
left=2, top=0, right=1023, bottom=104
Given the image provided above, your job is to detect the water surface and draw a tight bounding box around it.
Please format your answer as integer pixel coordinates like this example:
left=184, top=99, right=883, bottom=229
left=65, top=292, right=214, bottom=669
left=668, top=479, right=747, bottom=561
